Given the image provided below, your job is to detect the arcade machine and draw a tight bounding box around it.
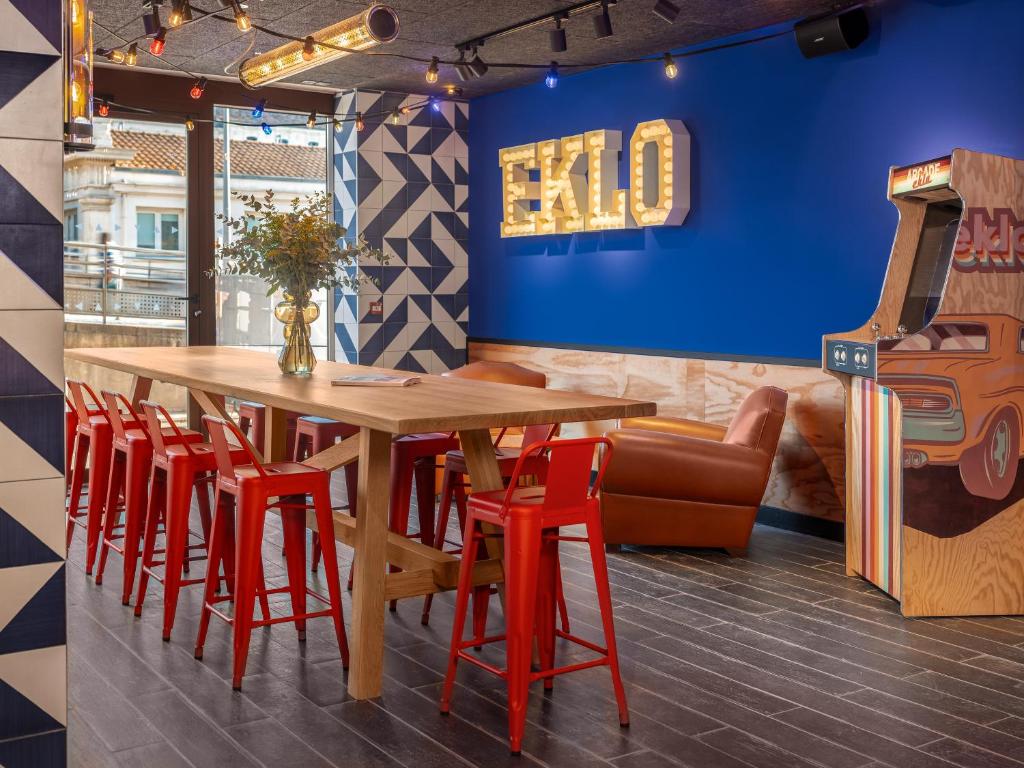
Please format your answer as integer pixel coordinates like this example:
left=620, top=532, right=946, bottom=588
left=824, top=149, right=1024, bottom=617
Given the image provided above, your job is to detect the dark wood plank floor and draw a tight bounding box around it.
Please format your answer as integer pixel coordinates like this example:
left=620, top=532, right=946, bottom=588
left=67, top=483, right=1024, bottom=768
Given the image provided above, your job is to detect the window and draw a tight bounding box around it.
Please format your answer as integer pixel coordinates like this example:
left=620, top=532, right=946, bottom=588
left=64, top=210, right=79, bottom=241
left=136, top=210, right=182, bottom=251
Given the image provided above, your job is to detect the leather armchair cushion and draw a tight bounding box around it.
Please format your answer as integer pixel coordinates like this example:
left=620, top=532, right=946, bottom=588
left=620, top=415, right=727, bottom=442
left=603, top=428, right=771, bottom=507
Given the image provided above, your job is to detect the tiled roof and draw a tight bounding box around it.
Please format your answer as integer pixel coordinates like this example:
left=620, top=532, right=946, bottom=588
left=110, top=130, right=326, bottom=179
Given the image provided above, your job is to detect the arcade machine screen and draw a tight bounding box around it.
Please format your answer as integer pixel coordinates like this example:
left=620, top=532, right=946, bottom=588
left=897, top=205, right=961, bottom=334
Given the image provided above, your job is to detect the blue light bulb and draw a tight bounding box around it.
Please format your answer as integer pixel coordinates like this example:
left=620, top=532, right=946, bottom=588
left=430, top=97, right=441, bottom=112
left=545, top=62, right=558, bottom=89
left=252, top=98, right=266, bottom=118
left=261, top=122, right=272, bottom=135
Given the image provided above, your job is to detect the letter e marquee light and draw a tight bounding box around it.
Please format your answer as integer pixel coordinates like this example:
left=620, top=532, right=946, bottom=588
left=499, top=118, right=690, bottom=237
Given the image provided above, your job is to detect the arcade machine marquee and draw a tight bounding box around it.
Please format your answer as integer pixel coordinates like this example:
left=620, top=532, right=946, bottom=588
left=823, top=149, right=1024, bottom=617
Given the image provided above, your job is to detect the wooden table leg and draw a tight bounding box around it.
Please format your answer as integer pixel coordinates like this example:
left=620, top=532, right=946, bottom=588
left=458, top=428, right=507, bottom=607
left=347, top=427, right=392, bottom=699
left=128, top=375, right=153, bottom=408
left=264, top=406, right=289, bottom=462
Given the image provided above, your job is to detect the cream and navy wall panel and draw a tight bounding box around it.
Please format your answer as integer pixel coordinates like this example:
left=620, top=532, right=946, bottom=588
left=333, top=89, right=468, bottom=373
left=0, top=0, right=67, bottom=765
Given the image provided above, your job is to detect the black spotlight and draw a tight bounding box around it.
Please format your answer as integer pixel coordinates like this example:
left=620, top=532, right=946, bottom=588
left=454, top=50, right=473, bottom=81
left=652, top=0, right=680, bottom=23
left=550, top=15, right=567, bottom=53
left=468, top=49, right=488, bottom=78
left=143, top=3, right=162, bottom=36
left=593, top=1, right=613, bottom=38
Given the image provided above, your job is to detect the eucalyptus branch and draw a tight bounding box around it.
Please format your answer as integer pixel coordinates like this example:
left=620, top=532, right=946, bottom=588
left=209, top=190, right=385, bottom=304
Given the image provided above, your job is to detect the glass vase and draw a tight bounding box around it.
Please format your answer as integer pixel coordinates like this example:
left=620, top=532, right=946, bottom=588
left=274, top=292, right=319, bottom=376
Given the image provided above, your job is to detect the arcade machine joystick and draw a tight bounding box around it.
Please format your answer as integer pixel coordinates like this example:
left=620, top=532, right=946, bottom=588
left=824, top=149, right=1024, bottom=617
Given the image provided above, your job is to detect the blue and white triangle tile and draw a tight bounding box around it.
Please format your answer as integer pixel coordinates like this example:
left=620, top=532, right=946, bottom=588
left=407, top=181, right=431, bottom=212
left=0, top=138, right=61, bottom=225
left=0, top=0, right=61, bottom=56
left=0, top=54, right=59, bottom=142
left=408, top=294, right=431, bottom=322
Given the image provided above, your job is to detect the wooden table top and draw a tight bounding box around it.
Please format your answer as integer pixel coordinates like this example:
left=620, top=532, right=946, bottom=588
left=66, top=346, right=656, bottom=434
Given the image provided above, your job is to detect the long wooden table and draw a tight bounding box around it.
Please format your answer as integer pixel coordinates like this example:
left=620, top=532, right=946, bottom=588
left=65, top=346, right=655, bottom=698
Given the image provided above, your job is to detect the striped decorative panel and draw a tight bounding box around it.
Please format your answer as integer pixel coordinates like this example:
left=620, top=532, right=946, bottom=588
left=0, top=0, right=66, bottom=765
left=850, top=377, right=902, bottom=599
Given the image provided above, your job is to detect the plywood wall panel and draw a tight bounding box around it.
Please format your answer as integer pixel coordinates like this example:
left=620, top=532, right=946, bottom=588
left=470, top=341, right=845, bottom=521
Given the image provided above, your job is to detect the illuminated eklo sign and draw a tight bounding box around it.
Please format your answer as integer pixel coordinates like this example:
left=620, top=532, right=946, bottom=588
left=499, top=118, right=690, bottom=237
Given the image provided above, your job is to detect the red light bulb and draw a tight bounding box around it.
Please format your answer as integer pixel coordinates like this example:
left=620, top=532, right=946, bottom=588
left=189, top=77, right=207, bottom=100
left=97, top=101, right=110, bottom=117
left=150, top=28, right=166, bottom=56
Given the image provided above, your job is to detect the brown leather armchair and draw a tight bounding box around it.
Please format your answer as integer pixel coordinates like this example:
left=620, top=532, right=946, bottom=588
left=601, top=386, right=788, bottom=555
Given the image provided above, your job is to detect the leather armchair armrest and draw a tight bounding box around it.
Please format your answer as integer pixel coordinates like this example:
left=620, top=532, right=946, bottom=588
left=602, top=428, right=770, bottom=507
left=619, top=415, right=728, bottom=442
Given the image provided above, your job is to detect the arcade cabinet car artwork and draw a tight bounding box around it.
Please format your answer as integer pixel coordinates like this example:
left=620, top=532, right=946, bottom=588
left=823, top=149, right=1024, bottom=616
left=879, top=314, right=1024, bottom=501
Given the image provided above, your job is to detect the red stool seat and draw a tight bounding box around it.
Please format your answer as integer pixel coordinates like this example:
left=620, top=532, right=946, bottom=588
left=440, top=437, right=629, bottom=754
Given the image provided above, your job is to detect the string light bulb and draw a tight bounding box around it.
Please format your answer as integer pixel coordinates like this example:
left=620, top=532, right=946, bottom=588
left=355, top=112, right=365, bottom=131
left=389, top=108, right=401, bottom=125
left=185, top=117, right=195, bottom=131
left=430, top=97, right=441, bottom=112
left=444, top=84, right=462, bottom=97
left=231, top=1, right=251, bottom=32
left=306, top=111, right=317, bottom=129
left=97, top=100, right=110, bottom=118
left=261, top=121, right=272, bottom=135
left=150, top=28, right=167, bottom=56
left=662, top=52, right=678, bottom=79
left=545, top=61, right=559, bottom=88
left=189, top=77, right=207, bottom=99
left=168, top=0, right=188, bottom=27
left=105, top=49, right=126, bottom=64
left=400, top=105, right=411, bottom=115
left=425, top=56, right=439, bottom=84
left=302, top=36, right=316, bottom=61
left=125, top=43, right=138, bottom=66
left=333, top=119, right=341, bottom=132
left=251, top=98, right=267, bottom=118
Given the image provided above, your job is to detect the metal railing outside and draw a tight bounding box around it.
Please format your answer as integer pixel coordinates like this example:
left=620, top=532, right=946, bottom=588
left=64, top=240, right=189, bottom=326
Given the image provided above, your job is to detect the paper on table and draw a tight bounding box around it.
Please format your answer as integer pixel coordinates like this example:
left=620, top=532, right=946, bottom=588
left=331, top=374, right=421, bottom=387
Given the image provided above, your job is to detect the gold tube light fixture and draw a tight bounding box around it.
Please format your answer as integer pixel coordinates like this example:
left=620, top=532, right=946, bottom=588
left=238, top=4, right=399, bottom=88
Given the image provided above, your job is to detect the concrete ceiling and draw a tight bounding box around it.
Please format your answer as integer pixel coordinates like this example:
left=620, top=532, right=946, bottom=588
left=92, top=0, right=849, bottom=97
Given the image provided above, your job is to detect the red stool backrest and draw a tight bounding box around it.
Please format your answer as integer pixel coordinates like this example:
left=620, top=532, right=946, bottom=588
left=501, top=436, right=612, bottom=518
left=101, top=390, right=142, bottom=442
left=66, top=379, right=105, bottom=423
left=140, top=400, right=195, bottom=459
left=202, top=415, right=265, bottom=482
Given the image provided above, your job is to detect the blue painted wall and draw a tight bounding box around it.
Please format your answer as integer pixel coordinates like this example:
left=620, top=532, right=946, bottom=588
left=467, top=0, right=1024, bottom=362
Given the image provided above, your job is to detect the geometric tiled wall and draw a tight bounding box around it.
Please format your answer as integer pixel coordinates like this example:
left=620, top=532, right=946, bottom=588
left=332, top=89, right=469, bottom=373
left=0, top=0, right=67, bottom=765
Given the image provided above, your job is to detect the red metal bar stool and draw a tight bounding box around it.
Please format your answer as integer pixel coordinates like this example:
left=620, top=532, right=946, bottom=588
left=293, top=416, right=359, bottom=572
left=440, top=437, right=629, bottom=755
left=65, top=395, right=80, bottom=497
left=94, top=391, right=203, bottom=604
left=133, top=401, right=242, bottom=640
left=420, top=422, right=569, bottom=631
left=195, top=415, right=349, bottom=690
left=237, top=401, right=266, bottom=453
left=237, top=400, right=298, bottom=458
left=66, top=380, right=122, bottom=573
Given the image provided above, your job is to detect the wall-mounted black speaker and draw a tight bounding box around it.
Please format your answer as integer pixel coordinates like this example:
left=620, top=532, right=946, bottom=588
left=795, top=7, right=869, bottom=58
